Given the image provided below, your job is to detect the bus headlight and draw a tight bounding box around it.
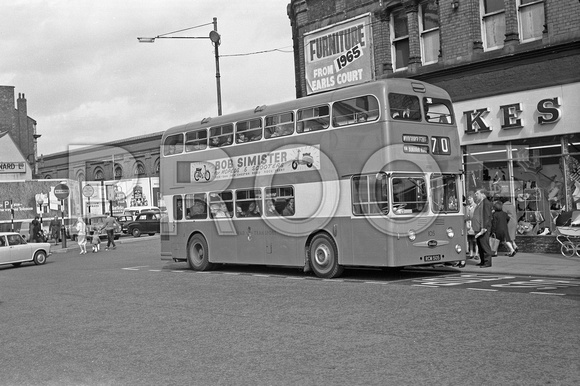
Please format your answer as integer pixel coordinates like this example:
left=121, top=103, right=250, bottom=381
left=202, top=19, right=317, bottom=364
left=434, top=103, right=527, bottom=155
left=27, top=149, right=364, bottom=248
left=408, top=229, right=416, bottom=241
left=455, top=244, right=462, bottom=254
left=446, top=227, right=454, bottom=238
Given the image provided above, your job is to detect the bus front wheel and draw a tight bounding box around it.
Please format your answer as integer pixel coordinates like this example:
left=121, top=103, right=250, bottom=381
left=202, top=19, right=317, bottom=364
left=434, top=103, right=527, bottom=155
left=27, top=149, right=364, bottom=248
left=308, top=233, right=343, bottom=279
left=187, top=234, right=214, bottom=271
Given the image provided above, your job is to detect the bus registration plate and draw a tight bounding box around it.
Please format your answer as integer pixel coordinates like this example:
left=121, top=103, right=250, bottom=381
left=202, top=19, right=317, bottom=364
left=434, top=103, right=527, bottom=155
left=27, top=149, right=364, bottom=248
left=424, top=254, right=441, bottom=262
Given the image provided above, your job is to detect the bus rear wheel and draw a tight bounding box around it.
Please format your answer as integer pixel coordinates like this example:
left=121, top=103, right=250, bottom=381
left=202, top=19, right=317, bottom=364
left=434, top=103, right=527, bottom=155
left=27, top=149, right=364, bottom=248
left=187, top=234, right=214, bottom=271
left=308, top=233, right=343, bottom=279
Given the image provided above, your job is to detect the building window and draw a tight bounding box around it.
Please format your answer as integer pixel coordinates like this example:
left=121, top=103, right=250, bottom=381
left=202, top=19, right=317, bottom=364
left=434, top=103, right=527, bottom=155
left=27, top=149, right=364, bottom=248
left=76, top=172, right=85, bottom=182
left=44, top=174, right=52, bottom=179
left=114, top=165, right=122, bottom=180
left=419, top=0, right=440, bottom=65
left=154, top=159, right=160, bottom=175
left=481, top=0, right=506, bottom=50
left=134, top=162, right=145, bottom=176
left=94, top=169, right=104, bottom=181
left=391, top=8, right=410, bottom=70
left=518, top=0, right=544, bottom=42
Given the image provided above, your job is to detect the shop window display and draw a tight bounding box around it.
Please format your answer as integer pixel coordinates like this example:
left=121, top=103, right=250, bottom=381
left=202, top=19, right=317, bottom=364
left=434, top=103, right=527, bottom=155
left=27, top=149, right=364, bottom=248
left=464, top=135, right=580, bottom=237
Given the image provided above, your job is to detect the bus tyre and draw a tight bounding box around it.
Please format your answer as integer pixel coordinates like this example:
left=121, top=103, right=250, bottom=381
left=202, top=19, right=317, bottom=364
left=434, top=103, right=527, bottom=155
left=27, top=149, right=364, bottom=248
left=187, top=234, right=214, bottom=271
left=308, top=233, right=343, bottom=279
left=33, top=250, right=47, bottom=265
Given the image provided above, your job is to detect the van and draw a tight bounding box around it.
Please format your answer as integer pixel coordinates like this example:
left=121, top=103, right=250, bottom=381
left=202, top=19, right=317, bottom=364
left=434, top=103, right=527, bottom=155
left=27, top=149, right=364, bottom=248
left=122, top=206, right=160, bottom=217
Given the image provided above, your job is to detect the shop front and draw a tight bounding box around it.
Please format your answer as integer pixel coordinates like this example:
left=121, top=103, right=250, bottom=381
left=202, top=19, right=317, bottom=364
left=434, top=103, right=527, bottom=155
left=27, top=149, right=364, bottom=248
left=456, top=83, right=580, bottom=253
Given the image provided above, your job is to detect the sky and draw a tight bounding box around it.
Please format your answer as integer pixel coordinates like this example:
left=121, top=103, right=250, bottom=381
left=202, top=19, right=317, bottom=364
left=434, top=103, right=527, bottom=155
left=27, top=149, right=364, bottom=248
left=1, top=0, right=296, bottom=156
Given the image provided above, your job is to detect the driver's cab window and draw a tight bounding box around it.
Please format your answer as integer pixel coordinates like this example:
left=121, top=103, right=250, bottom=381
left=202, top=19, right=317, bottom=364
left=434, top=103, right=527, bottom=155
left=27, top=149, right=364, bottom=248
left=430, top=174, right=459, bottom=213
left=392, top=175, right=427, bottom=214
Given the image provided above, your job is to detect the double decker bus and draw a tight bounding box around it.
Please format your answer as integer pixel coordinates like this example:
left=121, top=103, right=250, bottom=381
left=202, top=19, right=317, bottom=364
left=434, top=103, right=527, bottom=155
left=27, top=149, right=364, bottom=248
left=160, top=78, right=464, bottom=278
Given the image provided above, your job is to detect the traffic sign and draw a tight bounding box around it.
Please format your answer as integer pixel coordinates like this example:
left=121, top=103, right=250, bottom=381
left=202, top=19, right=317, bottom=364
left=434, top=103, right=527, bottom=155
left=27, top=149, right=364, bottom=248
left=54, top=184, right=70, bottom=200
left=82, top=184, right=95, bottom=198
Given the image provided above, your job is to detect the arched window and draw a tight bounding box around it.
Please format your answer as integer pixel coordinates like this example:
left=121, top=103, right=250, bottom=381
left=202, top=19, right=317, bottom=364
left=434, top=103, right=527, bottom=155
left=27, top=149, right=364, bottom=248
left=77, top=171, right=85, bottom=182
left=94, top=168, right=104, bottom=181
left=44, top=174, right=52, bottom=179
left=114, top=164, right=123, bottom=180
left=134, top=161, right=146, bottom=176
left=154, top=158, right=160, bottom=175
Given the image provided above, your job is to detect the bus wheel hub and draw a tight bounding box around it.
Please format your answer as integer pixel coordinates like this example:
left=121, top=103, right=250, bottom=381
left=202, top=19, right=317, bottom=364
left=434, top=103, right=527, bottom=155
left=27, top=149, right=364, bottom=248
left=314, top=245, right=331, bottom=266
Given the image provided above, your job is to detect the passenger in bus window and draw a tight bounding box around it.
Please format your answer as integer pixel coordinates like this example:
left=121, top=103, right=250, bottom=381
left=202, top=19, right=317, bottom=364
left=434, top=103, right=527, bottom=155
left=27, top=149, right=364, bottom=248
left=188, top=201, right=206, bottom=218
left=211, top=203, right=231, bottom=218
left=175, top=200, right=183, bottom=220
left=245, top=202, right=261, bottom=217
left=237, top=133, right=248, bottom=143
left=282, top=198, right=295, bottom=216
left=266, top=200, right=278, bottom=216
left=210, top=137, right=220, bottom=147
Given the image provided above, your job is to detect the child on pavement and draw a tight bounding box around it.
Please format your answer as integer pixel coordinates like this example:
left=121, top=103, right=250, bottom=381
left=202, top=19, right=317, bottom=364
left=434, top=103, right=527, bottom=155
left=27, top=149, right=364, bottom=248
left=91, top=228, right=101, bottom=253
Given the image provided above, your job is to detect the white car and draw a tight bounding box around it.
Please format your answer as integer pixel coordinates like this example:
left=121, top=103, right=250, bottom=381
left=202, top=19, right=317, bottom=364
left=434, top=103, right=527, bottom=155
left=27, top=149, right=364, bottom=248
left=0, top=232, right=51, bottom=267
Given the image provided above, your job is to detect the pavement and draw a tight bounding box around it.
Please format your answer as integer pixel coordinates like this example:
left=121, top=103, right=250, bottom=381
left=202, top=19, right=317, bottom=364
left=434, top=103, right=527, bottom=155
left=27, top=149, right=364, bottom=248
left=50, top=236, right=580, bottom=279
left=430, top=251, right=580, bottom=279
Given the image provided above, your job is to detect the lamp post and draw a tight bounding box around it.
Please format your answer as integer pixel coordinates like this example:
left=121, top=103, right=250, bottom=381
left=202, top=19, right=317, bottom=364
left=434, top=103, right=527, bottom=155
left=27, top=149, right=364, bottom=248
left=138, top=17, right=222, bottom=116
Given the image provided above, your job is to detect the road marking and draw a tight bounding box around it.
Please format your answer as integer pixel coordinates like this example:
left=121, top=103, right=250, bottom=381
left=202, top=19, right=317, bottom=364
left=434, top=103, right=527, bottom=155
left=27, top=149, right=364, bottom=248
left=171, top=270, right=185, bottom=273
left=467, top=288, right=498, bottom=292
left=149, top=269, right=162, bottom=272
left=412, top=284, right=437, bottom=288
left=530, top=292, right=565, bottom=296
left=122, top=265, right=149, bottom=270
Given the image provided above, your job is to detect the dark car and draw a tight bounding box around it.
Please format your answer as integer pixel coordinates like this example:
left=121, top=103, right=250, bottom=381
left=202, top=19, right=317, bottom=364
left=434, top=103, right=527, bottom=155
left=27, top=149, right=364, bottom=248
left=114, top=215, right=133, bottom=234
left=126, top=211, right=160, bottom=237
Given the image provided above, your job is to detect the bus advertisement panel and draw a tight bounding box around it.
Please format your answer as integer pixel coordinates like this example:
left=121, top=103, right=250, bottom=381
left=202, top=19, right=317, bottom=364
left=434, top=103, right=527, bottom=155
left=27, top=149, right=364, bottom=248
left=160, top=79, right=464, bottom=278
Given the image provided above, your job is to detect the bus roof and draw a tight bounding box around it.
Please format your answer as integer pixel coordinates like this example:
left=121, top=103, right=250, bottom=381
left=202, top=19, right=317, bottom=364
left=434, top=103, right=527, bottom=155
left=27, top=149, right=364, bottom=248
left=162, top=78, right=451, bottom=139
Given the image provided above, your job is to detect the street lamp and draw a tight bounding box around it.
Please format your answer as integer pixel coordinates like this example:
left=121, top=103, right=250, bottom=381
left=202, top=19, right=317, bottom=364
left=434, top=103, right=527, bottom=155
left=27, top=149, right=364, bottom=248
left=138, top=17, right=222, bottom=116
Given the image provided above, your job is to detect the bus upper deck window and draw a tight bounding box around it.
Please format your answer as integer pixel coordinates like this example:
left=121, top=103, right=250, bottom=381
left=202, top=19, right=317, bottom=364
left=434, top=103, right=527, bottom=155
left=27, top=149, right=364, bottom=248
left=424, top=97, right=454, bottom=124
left=164, top=134, right=184, bottom=156
left=185, top=129, right=207, bottom=152
left=297, top=105, right=330, bottom=133
left=389, top=93, right=421, bottom=120
left=209, top=124, right=234, bottom=148
left=265, top=112, right=294, bottom=139
left=332, top=96, right=379, bottom=127
left=236, top=119, right=262, bottom=143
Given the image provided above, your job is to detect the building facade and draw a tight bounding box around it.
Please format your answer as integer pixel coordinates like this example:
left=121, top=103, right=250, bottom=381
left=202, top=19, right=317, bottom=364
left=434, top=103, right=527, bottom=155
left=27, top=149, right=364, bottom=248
left=0, top=86, right=39, bottom=176
left=287, top=0, right=580, bottom=252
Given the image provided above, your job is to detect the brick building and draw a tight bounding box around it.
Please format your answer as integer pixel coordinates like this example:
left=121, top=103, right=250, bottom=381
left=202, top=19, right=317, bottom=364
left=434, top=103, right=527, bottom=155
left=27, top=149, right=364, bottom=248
left=287, top=0, right=580, bottom=252
left=0, top=86, right=39, bottom=177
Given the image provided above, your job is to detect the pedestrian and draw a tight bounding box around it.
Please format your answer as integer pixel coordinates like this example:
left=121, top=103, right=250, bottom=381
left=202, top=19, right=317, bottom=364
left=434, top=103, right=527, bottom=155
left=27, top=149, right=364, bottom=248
left=49, top=216, right=60, bottom=245
left=472, top=188, right=494, bottom=268
left=502, top=198, right=519, bottom=253
left=491, top=201, right=517, bottom=256
left=91, top=227, right=101, bottom=253
left=75, top=217, right=87, bottom=254
left=465, top=192, right=478, bottom=260
left=103, top=212, right=117, bottom=250
left=30, top=216, right=42, bottom=243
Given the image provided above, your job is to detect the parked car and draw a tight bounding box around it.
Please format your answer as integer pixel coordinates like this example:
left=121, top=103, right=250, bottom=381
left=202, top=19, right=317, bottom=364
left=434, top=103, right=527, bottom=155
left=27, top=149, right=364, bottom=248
left=114, top=215, right=133, bottom=234
left=123, top=206, right=160, bottom=218
left=69, top=215, right=122, bottom=241
left=0, top=232, right=51, bottom=267
left=126, top=211, right=161, bottom=237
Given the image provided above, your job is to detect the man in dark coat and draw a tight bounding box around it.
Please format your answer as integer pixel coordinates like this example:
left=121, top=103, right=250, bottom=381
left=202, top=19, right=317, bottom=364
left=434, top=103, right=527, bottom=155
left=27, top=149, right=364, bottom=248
left=472, top=188, right=494, bottom=267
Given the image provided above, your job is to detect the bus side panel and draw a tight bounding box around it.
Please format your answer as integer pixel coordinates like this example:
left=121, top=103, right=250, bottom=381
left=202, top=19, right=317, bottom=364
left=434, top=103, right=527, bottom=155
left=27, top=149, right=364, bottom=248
left=332, top=217, right=354, bottom=267
left=349, top=218, right=389, bottom=267
left=234, top=218, right=266, bottom=265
